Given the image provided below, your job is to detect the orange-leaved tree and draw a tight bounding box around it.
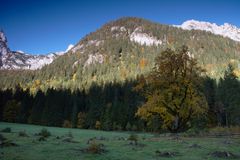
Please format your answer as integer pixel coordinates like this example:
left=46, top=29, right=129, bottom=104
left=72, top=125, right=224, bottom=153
left=135, top=46, right=208, bottom=132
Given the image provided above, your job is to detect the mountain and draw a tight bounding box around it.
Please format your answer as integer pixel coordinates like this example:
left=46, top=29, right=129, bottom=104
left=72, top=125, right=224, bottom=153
left=0, top=17, right=240, bottom=91
left=0, top=31, right=72, bottom=70
left=1, top=19, right=240, bottom=71
left=174, top=20, right=240, bottom=42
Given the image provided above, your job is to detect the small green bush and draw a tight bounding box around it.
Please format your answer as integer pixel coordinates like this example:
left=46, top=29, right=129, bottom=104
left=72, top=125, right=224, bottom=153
left=184, top=128, right=201, bottom=137
left=38, top=136, right=46, bottom=141
left=86, top=141, right=105, bottom=154
left=38, top=128, right=51, bottom=138
left=0, top=134, right=6, bottom=141
left=128, top=134, right=138, bottom=144
left=156, top=150, right=179, bottom=157
left=209, top=126, right=240, bottom=135
left=18, top=130, right=28, bottom=137
left=1, top=127, right=11, bottom=133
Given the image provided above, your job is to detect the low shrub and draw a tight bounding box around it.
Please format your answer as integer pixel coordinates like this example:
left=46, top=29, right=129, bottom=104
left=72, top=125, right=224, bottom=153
left=18, top=130, right=28, bottom=137
left=0, top=134, right=6, bottom=141
left=0, top=133, right=18, bottom=147
left=38, top=136, right=46, bottom=141
left=209, top=151, right=238, bottom=158
left=155, top=150, right=180, bottom=157
left=208, top=126, right=240, bottom=135
left=62, top=132, right=78, bottom=143
left=37, top=128, right=51, bottom=138
left=128, top=134, right=138, bottom=145
left=1, top=127, right=11, bottom=133
left=0, top=140, right=18, bottom=147
left=183, top=126, right=240, bottom=137
left=183, top=127, right=208, bottom=137
left=62, top=120, right=72, bottom=128
left=86, top=141, right=106, bottom=154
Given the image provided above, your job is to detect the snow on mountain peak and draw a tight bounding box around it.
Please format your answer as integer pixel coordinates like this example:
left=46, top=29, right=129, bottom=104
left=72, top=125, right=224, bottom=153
left=17, top=50, right=24, bottom=53
left=0, top=30, right=72, bottom=70
left=66, top=44, right=74, bottom=52
left=175, top=20, right=240, bottom=42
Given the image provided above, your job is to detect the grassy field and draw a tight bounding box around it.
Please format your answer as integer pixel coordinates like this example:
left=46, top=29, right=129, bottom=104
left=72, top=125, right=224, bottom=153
left=0, top=122, right=239, bottom=160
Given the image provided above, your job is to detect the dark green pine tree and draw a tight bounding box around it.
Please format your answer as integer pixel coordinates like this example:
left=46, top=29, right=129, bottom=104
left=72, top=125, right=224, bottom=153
left=17, top=89, right=33, bottom=123
left=85, top=83, right=103, bottom=129
left=0, top=89, right=12, bottom=121
left=101, top=104, right=113, bottom=130
left=203, top=77, right=217, bottom=126
left=216, top=64, right=240, bottom=126
left=29, top=90, right=45, bottom=124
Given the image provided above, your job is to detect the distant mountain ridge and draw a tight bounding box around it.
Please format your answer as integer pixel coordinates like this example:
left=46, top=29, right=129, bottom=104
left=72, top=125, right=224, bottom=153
left=1, top=17, right=240, bottom=90
left=1, top=19, right=240, bottom=70
left=174, top=20, right=240, bottom=42
left=0, top=31, right=73, bottom=70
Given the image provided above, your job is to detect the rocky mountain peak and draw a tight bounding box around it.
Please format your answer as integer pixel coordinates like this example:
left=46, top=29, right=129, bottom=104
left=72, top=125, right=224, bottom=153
left=0, top=30, right=68, bottom=70
left=0, top=30, right=10, bottom=57
left=0, top=30, right=7, bottom=43
left=174, top=20, right=240, bottom=42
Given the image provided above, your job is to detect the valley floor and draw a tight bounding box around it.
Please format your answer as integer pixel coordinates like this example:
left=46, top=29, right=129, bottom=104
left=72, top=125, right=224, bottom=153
left=0, top=122, right=239, bottom=160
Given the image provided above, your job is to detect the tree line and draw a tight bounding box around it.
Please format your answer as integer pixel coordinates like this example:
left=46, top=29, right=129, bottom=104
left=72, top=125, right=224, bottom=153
left=0, top=80, right=144, bottom=131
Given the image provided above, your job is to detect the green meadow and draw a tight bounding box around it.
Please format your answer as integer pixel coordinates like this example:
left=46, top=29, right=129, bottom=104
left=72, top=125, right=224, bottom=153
left=0, top=122, right=239, bottom=160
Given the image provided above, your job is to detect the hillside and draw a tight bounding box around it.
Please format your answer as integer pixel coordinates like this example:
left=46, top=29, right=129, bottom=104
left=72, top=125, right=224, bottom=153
left=1, top=17, right=240, bottom=91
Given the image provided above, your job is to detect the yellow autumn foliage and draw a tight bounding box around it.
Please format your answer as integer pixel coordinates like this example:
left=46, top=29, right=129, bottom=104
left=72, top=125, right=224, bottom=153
left=135, top=46, right=208, bottom=132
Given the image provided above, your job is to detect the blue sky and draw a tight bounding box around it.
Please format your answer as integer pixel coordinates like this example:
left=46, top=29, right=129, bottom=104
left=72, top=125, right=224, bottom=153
left=0, top=0, right=239, bottom=54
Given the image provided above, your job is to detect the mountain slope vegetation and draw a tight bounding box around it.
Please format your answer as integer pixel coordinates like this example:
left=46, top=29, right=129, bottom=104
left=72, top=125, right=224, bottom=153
left=0, top=17, right=240, bottom=91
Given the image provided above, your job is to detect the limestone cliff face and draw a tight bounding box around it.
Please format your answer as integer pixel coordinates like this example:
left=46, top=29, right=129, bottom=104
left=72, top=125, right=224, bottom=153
left=0, top=31, right=64, bottom=70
